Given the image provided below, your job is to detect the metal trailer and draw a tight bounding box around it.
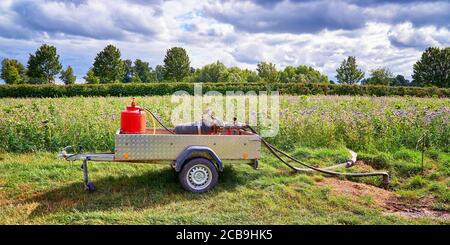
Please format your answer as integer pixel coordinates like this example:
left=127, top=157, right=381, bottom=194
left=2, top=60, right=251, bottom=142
left=60, top=129, right=261, bottom=193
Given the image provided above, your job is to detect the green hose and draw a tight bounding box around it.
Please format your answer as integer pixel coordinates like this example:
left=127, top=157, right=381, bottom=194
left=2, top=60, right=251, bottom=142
left=246, top=125, right=390, bottom=187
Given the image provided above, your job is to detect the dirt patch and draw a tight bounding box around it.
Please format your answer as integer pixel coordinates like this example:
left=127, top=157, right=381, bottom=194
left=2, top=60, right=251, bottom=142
left=316, top=177, right=449, bottom=220
left=316, top=177, right=394, bottom=208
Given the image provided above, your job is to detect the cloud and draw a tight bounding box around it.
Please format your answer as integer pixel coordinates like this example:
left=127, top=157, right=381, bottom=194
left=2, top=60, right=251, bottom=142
left=204, top=1, right=366, bottom=34
left=0, top=0, right=449, bottom=84
left=232, top=42, right=268, bottom=64
left=388, top=22, right=450, bottom=49
left=204, top=0, right=450, bottom=34
left=8, top=0, right=164, bottom=40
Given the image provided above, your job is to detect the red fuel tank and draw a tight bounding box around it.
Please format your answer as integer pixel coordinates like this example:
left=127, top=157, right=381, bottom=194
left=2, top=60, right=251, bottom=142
left=120, top=99, right=146, bottom=134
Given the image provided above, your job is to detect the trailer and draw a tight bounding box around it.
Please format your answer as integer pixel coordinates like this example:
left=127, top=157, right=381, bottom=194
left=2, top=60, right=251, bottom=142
left=60, top=128, right=261, bottom=193
left=59, top=99, right=389, bottom=194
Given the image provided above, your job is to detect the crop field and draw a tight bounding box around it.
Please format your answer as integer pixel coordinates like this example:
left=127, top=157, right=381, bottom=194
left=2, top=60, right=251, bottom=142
left=0, top=95, right=449, bottom=224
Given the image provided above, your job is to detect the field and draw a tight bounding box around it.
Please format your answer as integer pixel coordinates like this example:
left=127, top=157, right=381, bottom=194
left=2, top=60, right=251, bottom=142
left=0, top=95, right=449, bottom=224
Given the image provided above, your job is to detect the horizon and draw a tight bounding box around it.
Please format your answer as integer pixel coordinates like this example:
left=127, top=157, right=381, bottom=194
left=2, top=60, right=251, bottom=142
left=1, top=0, right=449, bottom=84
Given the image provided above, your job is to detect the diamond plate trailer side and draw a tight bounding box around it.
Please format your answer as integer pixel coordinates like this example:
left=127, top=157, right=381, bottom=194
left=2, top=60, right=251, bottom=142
left=114, top=130, right=261, bottom=161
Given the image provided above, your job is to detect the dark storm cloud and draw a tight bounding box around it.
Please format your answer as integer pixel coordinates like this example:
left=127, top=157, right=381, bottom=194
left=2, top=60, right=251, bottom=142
left=207, top=1, right=366, bottom=34
left=11, top=2, right=125, bottom=40
left=253, top=0, right=438, bottom=7
left=205, top=0, right=450, bottom=34
left=346, top=0, right=432, bottom=6
left=0, top=0, right=163, bottom=41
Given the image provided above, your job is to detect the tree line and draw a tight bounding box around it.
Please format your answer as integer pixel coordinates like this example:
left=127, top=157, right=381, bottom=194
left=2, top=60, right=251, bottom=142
left=1, top=44, right=449, bottom=88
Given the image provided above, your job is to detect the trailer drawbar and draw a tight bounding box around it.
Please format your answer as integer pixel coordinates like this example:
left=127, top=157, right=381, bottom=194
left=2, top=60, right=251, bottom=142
left=59, top=99, right=389, bottom=193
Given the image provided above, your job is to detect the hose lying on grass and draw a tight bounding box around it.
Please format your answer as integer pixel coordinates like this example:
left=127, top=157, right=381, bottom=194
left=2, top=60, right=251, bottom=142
left=246, top=125, right=390, bottom=187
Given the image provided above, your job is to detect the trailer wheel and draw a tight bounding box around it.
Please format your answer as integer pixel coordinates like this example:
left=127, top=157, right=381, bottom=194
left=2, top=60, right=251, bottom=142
left=179, top=158, right=218, bottom=193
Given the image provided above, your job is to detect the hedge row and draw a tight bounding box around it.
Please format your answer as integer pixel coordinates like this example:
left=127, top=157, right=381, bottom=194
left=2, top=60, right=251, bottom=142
left=0, top=82, right=449, bottom=98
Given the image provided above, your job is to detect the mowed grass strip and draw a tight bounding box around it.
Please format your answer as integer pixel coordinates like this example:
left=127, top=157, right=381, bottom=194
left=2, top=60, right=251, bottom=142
left=0, top=151, right=448, bottom=224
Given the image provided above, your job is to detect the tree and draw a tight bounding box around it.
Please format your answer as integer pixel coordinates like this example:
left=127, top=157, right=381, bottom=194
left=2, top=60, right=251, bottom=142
left=218, top=67, right=259, bottom=83
left=92, top=44, right=125, bottom=83
left=163, top=47, right=190, bottom=82
left=59, top=66, right=76, bottom=85
left=27, top=44, right=62, bottom=84
left=195, top=61, right=228, bottom=83
left=336, top=56, right=364, bottom=84
left=224, top=72, right=243, bottom=83
left=222, top=67, right=244, bottom=83
left=363, top=67, right=394, bottom=85
left=1, top=59, right=27, bottom=84
left=257, top=61, right=279, bottom=83
left=130, top=75, right=143, bottom=83
left=297, top=65, right=329, bottom=83
left=391, top=75, right=410, bottom=86
left=84, top=68, right=100, bottom=84
left=243, top=69, right=261, bottom=83
left=134, top=59, right=156, bottom=83
left=123, top=59, right=133, bottom=83
left=279, top=65, right=329, bottom=83
left=413, top=47, right=450, bottom=88
left=279, top=66, right=296, bottom=83
left=155, top=65, right=164, bottom=82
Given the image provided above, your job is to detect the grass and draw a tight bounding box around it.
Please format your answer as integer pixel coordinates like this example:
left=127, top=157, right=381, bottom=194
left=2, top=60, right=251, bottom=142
left=0, top=148, right=448, bottom=225
left=0, top=95, right=448, bottom=224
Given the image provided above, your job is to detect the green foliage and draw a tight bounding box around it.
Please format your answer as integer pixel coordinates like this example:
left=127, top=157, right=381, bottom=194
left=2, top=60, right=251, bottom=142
left=221, top=67, right=244, bottom=83
left=59, top=66, right=76, bottom=85
left=155, top=65, right=164, bottom=82
left=130, top=75, right=143, bottom=83
left=407, top=175, right=427, bottom=189
left=280, top=65, right=329, bottom=83
left=392, top=161, right=422, bottom=177
left=26, top=44, right=62, bottom=84
left=122, top=59, right=157, bottom=83
left=257, top=62, right=279, bottom=83
left=238, top=68, right=260, bottom=83
left=194, top=61, right=228, bottom=83
left=193, top=65, right=260, bottom=83
left=163, top=47, right=190, bottom=82
left=0, top=95, right=448, bottom=155
left=391, top=75, right=410, bottom=86
left=429, top=182, right=450, bottom=203
left=0, top=82, right=449, bottom=98
left=393, top=148, right=420, bottom=162
left=122, top=59, right=133, bottom=83
left=363, top=67, right=394, bottom=85
left=336, top=56, right=365, bottom=84
left=358, top=152, right=391, bottom=169
left=92, top=44, right=125, bottom=84
left=413, top=47, right=450, bottom=88
left=134, top=59, right=157, bottom=83
left=1, top=59, right=27, bottom=84
left=83, top=68, right=100, bottom=84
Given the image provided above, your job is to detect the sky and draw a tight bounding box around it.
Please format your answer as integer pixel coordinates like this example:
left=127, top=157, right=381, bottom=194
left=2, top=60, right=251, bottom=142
left=0, top=0, right=449, bottom=83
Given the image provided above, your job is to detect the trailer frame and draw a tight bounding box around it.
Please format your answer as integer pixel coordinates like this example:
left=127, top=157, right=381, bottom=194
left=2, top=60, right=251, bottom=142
left=60, top=128, right=261, bottom=193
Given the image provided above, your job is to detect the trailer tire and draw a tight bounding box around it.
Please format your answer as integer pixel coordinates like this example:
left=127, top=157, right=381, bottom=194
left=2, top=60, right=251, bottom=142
left=179, top=158, right=218, bottom=193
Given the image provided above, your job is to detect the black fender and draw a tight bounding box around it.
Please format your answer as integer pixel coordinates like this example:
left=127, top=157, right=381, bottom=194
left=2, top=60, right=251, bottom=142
left=174, top=146, right=223, bottom=172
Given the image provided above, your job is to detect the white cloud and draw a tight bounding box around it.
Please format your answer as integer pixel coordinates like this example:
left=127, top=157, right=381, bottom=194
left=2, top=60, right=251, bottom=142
left=0, top=0, right=449, bottom=83
left=388, top=22, right=450, bottom=49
